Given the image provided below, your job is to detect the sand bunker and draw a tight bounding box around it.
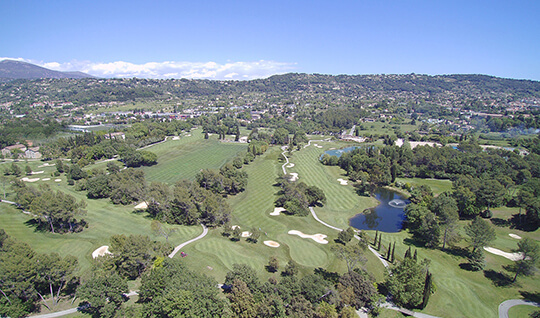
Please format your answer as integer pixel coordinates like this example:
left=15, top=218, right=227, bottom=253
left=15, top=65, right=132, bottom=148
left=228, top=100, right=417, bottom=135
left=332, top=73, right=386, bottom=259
left=287, top=163, right=295, bottom=168
left=92, top=246, right=112, bottom=259
left=289, top=173, right=298, bottom=182
left=264, top=240, right=280, bottom=248
left=21, top=177, right=40, bottom=182
left=509, top=234, right=522, bottom=239
left=288, top=230, right=328, bottom=244
left=31, top=171, right=44, bottom=175
left=54, top=179, right=61, bottom=182
left=231, top=225, right=240, bottom=230
left=313, top=144, right=323, bottom=148
left=270, top=207, right=286, bottom=216
left=186, top=134, right=191, bottom=137
left=337, top=178, right=348, bottom=185
left=484, top=247, right=524, bottom=261
left=241, top=231, right=252, bottom=238
left=42, top=178, right=50, bottom=181
left=172, top=136, right=180, bottom=140
left=39, top=163, right=55, bottom=167
left=134, top=202, right=148, bottom=210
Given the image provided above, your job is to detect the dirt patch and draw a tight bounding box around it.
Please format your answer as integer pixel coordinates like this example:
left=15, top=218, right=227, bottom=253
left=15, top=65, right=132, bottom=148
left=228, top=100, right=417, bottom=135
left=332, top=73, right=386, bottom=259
left=264, top=240, right=280, bottom=248
left=288, top=230, right=328, bottom=244
left=270, top=207, right=286, bottom=216
left=92, top=246, right=112, bottom=259
left=484, top=247, right=523, bottom=261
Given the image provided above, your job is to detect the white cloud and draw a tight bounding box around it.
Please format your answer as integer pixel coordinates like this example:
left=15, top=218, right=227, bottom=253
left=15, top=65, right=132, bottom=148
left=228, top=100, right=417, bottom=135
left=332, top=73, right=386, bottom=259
left=0, top=57, right=296, bottom=80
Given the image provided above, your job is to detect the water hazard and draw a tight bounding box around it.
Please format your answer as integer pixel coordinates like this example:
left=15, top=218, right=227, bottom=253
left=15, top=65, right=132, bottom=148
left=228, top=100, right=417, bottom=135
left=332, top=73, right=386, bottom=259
left=349, top=187, right=409, bottom=233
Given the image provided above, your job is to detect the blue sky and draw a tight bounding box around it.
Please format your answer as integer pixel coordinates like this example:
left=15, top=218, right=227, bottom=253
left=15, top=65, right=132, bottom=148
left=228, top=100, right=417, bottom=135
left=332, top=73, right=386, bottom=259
left=1, top=0, right=539, bottom=80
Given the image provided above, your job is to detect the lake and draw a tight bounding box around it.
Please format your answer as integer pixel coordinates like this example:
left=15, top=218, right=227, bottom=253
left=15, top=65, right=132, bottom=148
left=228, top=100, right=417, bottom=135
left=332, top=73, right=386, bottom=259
left=349, top=187, right=408, bottom=233
left=323, top=146, right=363, bottom=158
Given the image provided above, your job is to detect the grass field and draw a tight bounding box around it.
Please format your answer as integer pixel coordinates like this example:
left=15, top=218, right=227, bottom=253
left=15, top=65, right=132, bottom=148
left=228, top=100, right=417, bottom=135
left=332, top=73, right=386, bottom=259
left=141, top=129, right=248, bottom=183
left=396, top=177, right=453, bottom=195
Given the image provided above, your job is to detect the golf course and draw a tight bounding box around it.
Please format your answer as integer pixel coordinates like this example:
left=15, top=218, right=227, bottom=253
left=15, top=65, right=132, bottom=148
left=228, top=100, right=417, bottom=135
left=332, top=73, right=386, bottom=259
left=1, top=129, right=539, bottom=318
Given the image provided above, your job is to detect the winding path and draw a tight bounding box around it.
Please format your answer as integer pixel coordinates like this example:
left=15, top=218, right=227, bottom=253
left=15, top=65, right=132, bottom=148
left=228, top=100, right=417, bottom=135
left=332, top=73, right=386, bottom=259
left=499, top=299, right=540, bottom=318
left=168, top=223, right=208, bottom=258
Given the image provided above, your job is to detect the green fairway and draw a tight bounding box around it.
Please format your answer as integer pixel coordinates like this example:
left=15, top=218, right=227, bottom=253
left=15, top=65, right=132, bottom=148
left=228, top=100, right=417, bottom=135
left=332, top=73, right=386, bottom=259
left=140, top=129, right=248, bottom=183
left=286, top=141, right=378, bottom=229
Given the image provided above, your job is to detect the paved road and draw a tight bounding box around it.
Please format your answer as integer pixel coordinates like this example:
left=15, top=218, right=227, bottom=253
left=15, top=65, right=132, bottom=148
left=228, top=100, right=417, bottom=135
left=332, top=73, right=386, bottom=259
left=499, top=299, right=540, bottom=318
left=168, top=223, right=208, bottom=258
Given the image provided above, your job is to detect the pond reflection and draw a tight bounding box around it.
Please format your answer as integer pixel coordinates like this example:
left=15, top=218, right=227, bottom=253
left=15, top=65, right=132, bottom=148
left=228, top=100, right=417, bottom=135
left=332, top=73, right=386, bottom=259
left=349, top=188, right=408, bottom=233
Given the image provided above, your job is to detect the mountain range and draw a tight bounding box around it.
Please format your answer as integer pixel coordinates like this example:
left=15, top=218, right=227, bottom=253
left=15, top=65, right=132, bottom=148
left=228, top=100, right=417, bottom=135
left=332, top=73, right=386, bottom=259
left=0, top=60, right=93, bottom=80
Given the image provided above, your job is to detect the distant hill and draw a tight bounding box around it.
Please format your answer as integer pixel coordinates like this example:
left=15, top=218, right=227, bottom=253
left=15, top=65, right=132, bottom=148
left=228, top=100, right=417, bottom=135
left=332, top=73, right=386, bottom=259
left=0, top=60, right=94, bottom=80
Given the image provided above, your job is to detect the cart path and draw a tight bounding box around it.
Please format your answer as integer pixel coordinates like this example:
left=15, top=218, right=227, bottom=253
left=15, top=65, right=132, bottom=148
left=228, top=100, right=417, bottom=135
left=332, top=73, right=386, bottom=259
left=498, top=299, right=540, bottom=318
left=168, top=223, right=208, bottom=258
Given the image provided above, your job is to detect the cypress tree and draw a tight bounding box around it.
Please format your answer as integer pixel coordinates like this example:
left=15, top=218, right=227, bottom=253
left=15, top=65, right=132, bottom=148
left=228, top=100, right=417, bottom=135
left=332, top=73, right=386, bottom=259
left=378, top=235, right=382, bottom=250
left=422, top=270, right=433, bottom=309
left=391, top=242, right=396, bottom=263
left=413, top=249, right=418, bottom=261
left=405, top=246, right=411, bottom=259
left=374, top=230, right=378, bottom=245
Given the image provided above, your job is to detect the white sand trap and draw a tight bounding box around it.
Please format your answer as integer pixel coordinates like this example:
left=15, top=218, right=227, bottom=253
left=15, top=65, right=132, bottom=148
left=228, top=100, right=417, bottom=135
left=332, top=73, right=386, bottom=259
left=241, top=231, right=252, bottom=238
left=484, top=247, right=524, bottom=261
left=92, top=246, right=112, bottom=259
left=172, top=136, right=180, bottom=140
left=313, top=144, right=323, bottom=148
left=42, top=178, right=50, bottom=181
left=270, top=207, right=286, bottom=216
left=395, top=138, right=404, bottom=147
left=186, top=134, right=191, bottom=137
left=509, top=234, right=522, bottom=239
left=39, top=163, right=55, bottom=167
left=21, top=177, right=40, bottom=182
left=287, top=163, right=295, bottom=168
left=289, top=173, right=298, bottom=182
left=31, top=171, right=44, bottom=175
left=134, top=202, right=148, bottom=210
left=337, top=178, right=348, bottom=185
left=264, top=240, right=280, bottom=248
left=231, top=225, right=241, bottom=230
left=54, top=179, right=61, bottom=182
left=288, top=230, right=328, bottom=244
left=329, top=148, right=336, bottom=150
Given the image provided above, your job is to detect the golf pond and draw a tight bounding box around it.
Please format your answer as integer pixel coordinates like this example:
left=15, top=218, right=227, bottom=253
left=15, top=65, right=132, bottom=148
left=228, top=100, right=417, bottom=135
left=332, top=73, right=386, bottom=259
left=323, top=146, right=409, bottom=232
left=349, top=187, right=409, bottom=233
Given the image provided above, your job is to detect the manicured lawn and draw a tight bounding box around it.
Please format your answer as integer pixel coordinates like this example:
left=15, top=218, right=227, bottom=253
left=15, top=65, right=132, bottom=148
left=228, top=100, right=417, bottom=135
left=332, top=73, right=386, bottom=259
left=140, top=129, right=247, bottom=183
left=508, top=305, right=538, bottom=318
left=396, top=177, right=453, bottom=195
left=286, top=141, right=379, bottom=229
